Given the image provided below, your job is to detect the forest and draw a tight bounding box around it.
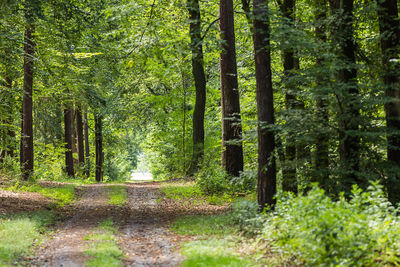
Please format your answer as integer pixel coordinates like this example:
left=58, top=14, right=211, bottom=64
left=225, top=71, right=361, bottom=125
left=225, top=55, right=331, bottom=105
left=1, top=0, right=400, bottom=265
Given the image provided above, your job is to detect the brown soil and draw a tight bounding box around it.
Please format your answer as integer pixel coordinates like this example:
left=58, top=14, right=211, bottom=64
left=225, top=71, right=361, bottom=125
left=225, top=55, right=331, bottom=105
left=0, top=181, right=229, bottom=267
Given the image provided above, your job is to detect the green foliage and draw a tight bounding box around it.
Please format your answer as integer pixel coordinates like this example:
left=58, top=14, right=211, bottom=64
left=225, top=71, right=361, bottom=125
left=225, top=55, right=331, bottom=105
left=181, top=239, right=255, bottom=267
left=258, top=184, right=400, bottom=266
left=85, top=218, right=123, bottom=267
left=3, top=182, right=75, bottom=207
left=230, top=199, right=263, bottom=234
left=107, top=185, right=127, bottom=206
left=171, top=214, right=237, bottom=236
left=196, top=163, right=228, bottom=195
left=0, top=210, right=54, bottom=266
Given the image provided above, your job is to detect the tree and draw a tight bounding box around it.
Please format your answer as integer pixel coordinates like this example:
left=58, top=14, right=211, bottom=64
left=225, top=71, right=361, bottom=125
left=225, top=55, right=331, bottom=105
left=188, top=0, right=207, bottom=174
left=330, top=0, right=361, bottom=190
left=84, top=108, right=90, bottom=177
left=95, top=114, right=103, bottom=182
left=64, top=105, right=74, bottom=177
left=314, top=0, right=329, bottom=186
left=76, top=106, right=85, bottom=165
left=377, top=0, right=400, bottom=203
left=253, top=0, right=276, bottom=209
left=20, top=15, right=35, bottom=180
left=219, top=0, right=244, bottom=177
left=279, top=0, right=298, bottom=194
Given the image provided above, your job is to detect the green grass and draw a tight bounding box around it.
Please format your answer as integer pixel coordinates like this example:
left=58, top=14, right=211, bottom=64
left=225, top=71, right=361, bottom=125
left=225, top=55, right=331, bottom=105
left=171, top=214, right=237, bottom=236
left=181, top=239, right=256, bottom=267
left=0, top=210, right=55, bottom=266
left=84, top=218, right=123, bottom=267
left=161, top=182, right=202, bottom=200
left=2, top=182, right=76, bottom=207
left=107, top=185, right=127, bottom=206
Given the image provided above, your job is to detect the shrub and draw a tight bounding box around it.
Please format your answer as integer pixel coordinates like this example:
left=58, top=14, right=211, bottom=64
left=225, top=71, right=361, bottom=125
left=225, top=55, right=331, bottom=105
left=260, top=183, right=400, bottom=266
left=196, top=163, right=228, bottom=195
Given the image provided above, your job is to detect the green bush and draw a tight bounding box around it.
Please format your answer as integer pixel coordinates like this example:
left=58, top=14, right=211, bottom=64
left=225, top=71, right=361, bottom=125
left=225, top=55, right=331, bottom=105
left=260, top=183, right=400, bottom=266
left=228, top=169, right=257, bottom=193
left=231, top=199, right=263, bottom=234
left=196, top=163, right=228, bottom=195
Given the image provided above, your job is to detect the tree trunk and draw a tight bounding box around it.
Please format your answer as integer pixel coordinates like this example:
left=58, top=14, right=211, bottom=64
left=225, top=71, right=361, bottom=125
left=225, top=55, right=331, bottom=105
left=20, top=24, right=35, bottom=180
left=314, top=0, right=329, bottom=187
left=253, top=0, right=277, bottom=210
left=188, top=0, right=207, bottom=174
left=377, top=0, right=400, bottom=203
left=219, top=0, right=244, bottom=177
left=64, top=107, right=74, bottom=177
left=330, top=0, right=361, bottom=191
left=95, top=114, right=103, bottom=182
left=76, top=106, right=85, bottom=165
left=279, top=0, right=298, bottom=194
left=84, top=108, right=90, bottom=178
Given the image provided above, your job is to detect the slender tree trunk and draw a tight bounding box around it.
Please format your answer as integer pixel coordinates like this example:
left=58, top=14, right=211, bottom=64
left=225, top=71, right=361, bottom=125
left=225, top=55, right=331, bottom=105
left=20, top=24, right=35, bottom=180
left=330, top=0, right=361, bottom=191
left=64, top=107, right=74, bottom=177
left=314, top=0, right=329, bottom=187
left=76, top=106, right=85, bottom=165
left=279, top=0, right=298, bottom=193
left=95, top=114, right=103, bottom=182
left=377, top=0, right=400, bottom=203
left=188, top=0, right=207, bottom=174
left=84, top=108, right=90, bottom=177
left=219, top=0, right=244, bottom=177
left=181, top=69, right=189, bottom=174
left=253, top=0, right=276, bottom=209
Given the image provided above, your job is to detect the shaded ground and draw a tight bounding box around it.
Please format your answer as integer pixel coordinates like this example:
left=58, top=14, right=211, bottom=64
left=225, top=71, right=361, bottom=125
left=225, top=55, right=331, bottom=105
left=0, top=181, right=229, bottom=266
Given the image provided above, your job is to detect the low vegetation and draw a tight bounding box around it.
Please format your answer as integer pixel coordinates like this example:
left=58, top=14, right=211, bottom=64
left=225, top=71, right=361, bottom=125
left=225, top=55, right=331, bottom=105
left=0, top=210, right=55, bottom=266
left=2, top=182, right=76, bottom=207
left=107, top=185, right=127, bottom=206
left=84, top=218, right=123, bottom=267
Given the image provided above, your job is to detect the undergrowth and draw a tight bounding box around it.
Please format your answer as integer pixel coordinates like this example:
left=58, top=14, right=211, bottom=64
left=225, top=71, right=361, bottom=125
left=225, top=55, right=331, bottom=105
left=107, top=185, right=127, bottom=206
left=84, top=218, right=123, bottom=267
left=0, top=210, right=55, bottom=266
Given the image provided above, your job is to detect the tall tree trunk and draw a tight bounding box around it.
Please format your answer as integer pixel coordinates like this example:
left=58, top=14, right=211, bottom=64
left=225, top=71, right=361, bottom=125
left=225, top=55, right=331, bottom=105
left=377, top=0, right=400, bottom=203
left=330, top=0, right=361, bottom=191
left=253, top=0, right=276, bottom=209
left=314, top=0, right=329, bottom=187
left=219, top=0, right=244, bottom=177
left=279, top=0, right=298, bottom=194
left=188, top=0, right=207, bottom=174
left=95, top=114, right=103, bottom=182
left=84, top=108, right=90, bottom=178
left=76, top=106, right=85, bottom=165
left=20, top=24, right=35, bottom=180
left=64, top=107, right=74, bottom=177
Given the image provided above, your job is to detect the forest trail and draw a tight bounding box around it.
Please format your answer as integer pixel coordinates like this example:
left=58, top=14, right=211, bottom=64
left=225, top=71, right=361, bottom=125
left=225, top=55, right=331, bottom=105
left=30, top=182, right=185, bottom=267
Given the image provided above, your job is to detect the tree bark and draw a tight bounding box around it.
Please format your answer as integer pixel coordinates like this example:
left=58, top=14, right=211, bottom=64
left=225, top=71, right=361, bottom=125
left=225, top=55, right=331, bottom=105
left=377, top=0, right=400, bottom=203
left=76, top=106, right=85, bottom=165
left=314, top=0, right=330, bottom=187
left=188, top=0, right=207, bottom=174
left=20, top=24, right=35, bottom=180
left=279, top=0, right=298, bottom=194
left=95, top=114, right=103, bottom=182
left=64, top=107, right=74, bottom=177
left=253, top=0, right=277, bottom=210
left=330, top=0, right=361, bottom=190
left=84, top=108, right=90, bottom=177
left=219, top=0, right=244, bottom=177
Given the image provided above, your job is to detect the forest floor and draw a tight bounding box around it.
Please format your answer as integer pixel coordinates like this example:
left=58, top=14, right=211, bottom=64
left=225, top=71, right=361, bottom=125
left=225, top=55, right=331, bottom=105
left=0, top=181, right=229, bottom=267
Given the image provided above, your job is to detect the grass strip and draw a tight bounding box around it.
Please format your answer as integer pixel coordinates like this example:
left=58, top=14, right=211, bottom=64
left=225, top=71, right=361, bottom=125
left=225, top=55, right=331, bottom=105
left=0, top=210, right=54, bottom=266
left=84, top=218, right=123, bottom=267
left=107, top=185, right=127, bottom=206
left=171, top=214, right=237, bottom=236
left=2, top=182, right=75, bottom=207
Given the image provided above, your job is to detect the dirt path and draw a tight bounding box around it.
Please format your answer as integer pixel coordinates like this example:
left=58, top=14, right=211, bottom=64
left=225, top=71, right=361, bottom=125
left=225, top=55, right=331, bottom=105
left=30, top=182, right=185, bottom=267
